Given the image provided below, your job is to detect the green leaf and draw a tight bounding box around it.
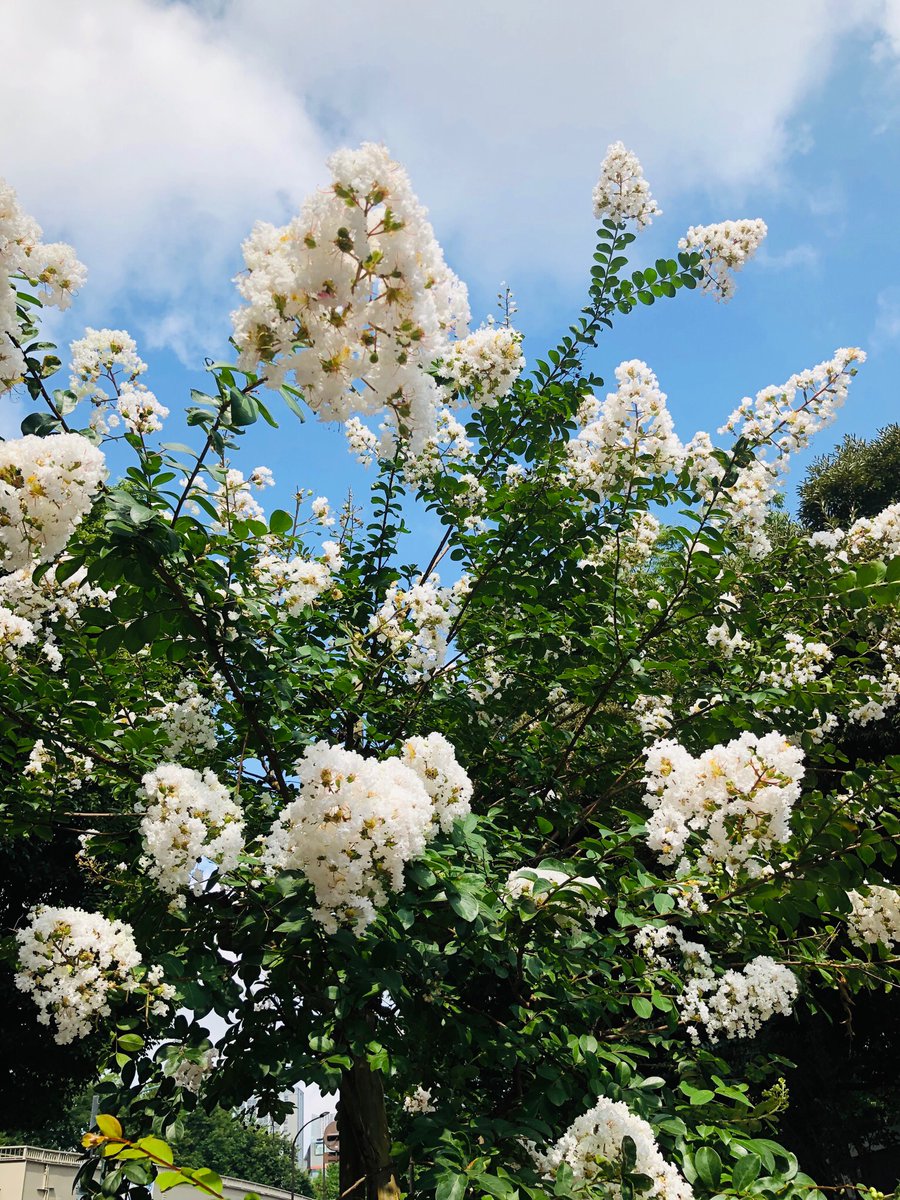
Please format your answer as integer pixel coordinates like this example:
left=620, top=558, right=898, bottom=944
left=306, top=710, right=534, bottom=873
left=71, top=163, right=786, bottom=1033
left=21, top=412, right=60, bottom=437
left=135, top=1137, right=173, bottom=1165
left=448, top=889, right=480, bottom=922
left=731, top=1153, right=761, bottom=1191
left=435, top=1174, right=468, bottom=1200
left=694, top=1147, right=722, bottom=1189
left=269, top=509, right=294, bottom=535
left=228, top=387, right=258, bottom=426
left=631, top=996, right=653, bottom=1018
left=155, top=1171, right=187, bottom=1193
left=116, top=1033, right=144, bottom=1053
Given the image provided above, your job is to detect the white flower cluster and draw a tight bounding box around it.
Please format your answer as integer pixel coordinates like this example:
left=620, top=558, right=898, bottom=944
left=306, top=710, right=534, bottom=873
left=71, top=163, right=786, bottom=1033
left=642, top=732, right=804, bottom=870
left=402, top=1086, right=436, bottom=1115
left=173, top=1046, right=221, bottom=1094
left=705, top=622, right=748, bottom=658
left=402, top=409, right=473, bottom=488
left=0, top=604, right=35, bottom=660
left=847, top=670, right=900, bottom=726
left=401, top=733, right=473, bottom=833
left=440, top=325, right=525, bottom=407
left=69, top=328, right=168, bottom=436
left=843, top=502, right=900, bottom=562
left=209, top=467, right=271, bottom=530
left=0, top=561, right=112, bottom=626
left=153, top=680, right=218, bottom=757
left=0, top=562, right=113, bottom=673
left=678, top=219, right=767, bottom=301
left=632, top=693, right=674, bottom=736
left=761, top=633, right=831, bottom=689
left=232, top=143, right=473, bottom=454
left=14, top=906, right=173, bottom=1044
left=847, top=885, right=900, bottom=949
left=532, top=1097, right=692, bottom=1200
left=264, top=741, right=444, bottom=933
left=722, top=348, right=865, bottom=459
left=254, top=541, right=342, bottom=615
left=679, top=955, right=799, bottom=1043
left=369, top=574, right=469, bottom=682
left=580, top=511, right=662, bottom=572
left=0, top=433, right=105, bottom=570
left=23, top=738, right=94, bottom=792
left=634, top=924, right=711, bottom=974
left=504, top=868, right=604, bottom=926
left=1, top=179, right=86, bottom=390
left=138, top=763, right=245, bottom=895
left=566, top=361, right=682, bottom=501
left=345, top=416, right=380, bottom=464
left=592, top=143, right=661, bottom=230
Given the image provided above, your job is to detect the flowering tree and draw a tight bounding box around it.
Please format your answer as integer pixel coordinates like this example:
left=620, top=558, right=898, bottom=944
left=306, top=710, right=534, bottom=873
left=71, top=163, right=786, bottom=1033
left=1, top=142, right=899, bottom=1200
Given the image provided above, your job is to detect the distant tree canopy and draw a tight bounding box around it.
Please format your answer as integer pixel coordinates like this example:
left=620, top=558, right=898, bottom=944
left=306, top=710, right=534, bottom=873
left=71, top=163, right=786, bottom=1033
left=171, top=1107, right=313, bottom=1193
left=798, top=423, right=900, bottom=530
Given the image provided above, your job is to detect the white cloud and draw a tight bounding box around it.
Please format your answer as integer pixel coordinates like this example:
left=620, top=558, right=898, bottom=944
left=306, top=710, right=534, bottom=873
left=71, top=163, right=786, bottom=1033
left=1, top=0, right=897, bottom=358
left=872, top=285, right=900, bottom=348
left=0, top=0, right=327, bottom=353
left=758, top=244, right=820, bottom=272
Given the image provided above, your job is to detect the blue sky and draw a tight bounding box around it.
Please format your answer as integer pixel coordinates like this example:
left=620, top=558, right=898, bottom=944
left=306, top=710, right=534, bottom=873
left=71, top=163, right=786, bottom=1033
left=2, top=0, right=899, bottom=565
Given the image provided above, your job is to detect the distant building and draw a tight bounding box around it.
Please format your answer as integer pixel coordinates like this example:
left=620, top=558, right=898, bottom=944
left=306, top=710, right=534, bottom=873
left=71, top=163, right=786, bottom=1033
left=304, top=1120, right=338, bottom=1176
left=0, top=1146, right=315, bottom=1200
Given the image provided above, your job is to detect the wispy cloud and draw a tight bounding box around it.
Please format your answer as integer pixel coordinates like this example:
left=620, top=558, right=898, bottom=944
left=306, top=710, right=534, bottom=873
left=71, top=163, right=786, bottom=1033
left=758, top=244, right=820, bottom=271
left=871, top=285, right=900, bottom=348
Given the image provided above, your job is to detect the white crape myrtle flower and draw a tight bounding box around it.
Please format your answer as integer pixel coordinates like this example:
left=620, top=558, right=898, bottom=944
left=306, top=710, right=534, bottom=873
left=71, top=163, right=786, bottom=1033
left=632, top=693, right=674, bottom=736
left=705, top=622, right=747, bottom=658
left=440, top=324, right=525, bottom=407
left=580, top=511, right=662, bottom=572
left=504, top=867, right=605, bottom=925
left=678, top=219, right=767, bottom=301
left=532, top=1097, right=692, bottom=1200
left=0, top=561, right=113, bottom=627
left=761, top=633, right=832, bottom=689
left=642, top=732, right=804, bottom=871
left=254, top=539, right=340, bottom=614
left=403, top=408, right=474, bottom=487
left=633, top=924, right=712, bottom=974
left=14, top=906, right=174, bottom=1045
left=370, top=574, right=469, bottom=683
left=0, top=605, right=36, bottom=660
left=592, top=142, right=662, bottom=229
left=263, top=742, right=438, bottom=934
left=0, top=433, right=106, bottom=570
left=212, top=468, right=267, bottom=529
left=345, top=417, right=380, bottom=465
left=402, top=1086, right=436, bottom=1115
left=844, top=502, right=900, bottom=562
left=232, top=143, right=470, bottom=455
left=679, top=955, right=799, bottom=1043
left=401, top=733, right=473, bottom=833
left=138, top=764, right=245, bottom=895
left=1, top=179, right=86, bottom=390
left=153, top=680, right=218, bottom=757
left=116, top=382, right=169, bottom=436
left=722, top=348, right=865, bottom=459
left=566, top=361, right=683, bottom=502
left=311, top=496, right=333, bottom=526
left=847, top=885, right=900, bottom=949
left=173, top=1046, right=221, bottom=1094
left=70, top=327, right=147, bottom=398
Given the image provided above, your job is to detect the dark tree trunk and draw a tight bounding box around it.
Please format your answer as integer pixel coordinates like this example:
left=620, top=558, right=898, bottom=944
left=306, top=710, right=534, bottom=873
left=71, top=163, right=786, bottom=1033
left=337, top=1060, right=400, bottom=1200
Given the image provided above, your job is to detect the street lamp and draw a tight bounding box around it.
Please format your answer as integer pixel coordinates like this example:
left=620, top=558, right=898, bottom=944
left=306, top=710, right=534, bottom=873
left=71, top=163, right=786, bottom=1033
left=290, top=1110, right=333, bottom=1200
